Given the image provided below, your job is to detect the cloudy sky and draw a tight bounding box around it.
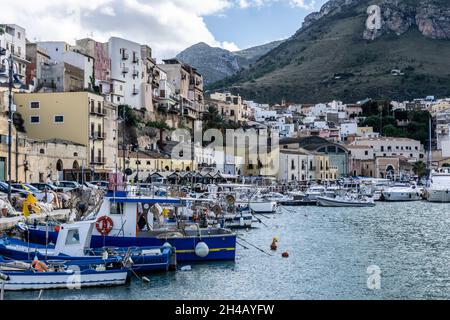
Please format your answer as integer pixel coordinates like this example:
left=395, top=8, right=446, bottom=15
left=0, top=0, right=327, bottom=60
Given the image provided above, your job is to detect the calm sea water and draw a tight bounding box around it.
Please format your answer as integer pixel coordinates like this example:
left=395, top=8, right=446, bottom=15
left=5, top=201, right=450, bottom=300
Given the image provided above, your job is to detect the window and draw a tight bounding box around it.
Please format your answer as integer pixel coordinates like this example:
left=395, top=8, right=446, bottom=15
left=110, top=202, right=124, bottom=215
left=54, top=115, right=64, bottom=123
left=365, top=151, right=369, bottom=156
left=65, top=229, right=80, bottom=245
left=30, top=116, right=40, bottom=124
left=30, top=101, right=40, bottom=109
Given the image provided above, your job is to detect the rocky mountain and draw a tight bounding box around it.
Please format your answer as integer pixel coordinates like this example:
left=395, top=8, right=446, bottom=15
left=209, top=0, right=450, bottom=103
left=176, top=40, right=283, bottom=85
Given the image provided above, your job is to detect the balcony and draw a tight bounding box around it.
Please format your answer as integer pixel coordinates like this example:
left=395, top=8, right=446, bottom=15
left=122, top=66, right=129, bottom=74
left=132, top=55, right=139, bottom=64
left=90, top=132, right=106, bottom=140
left=132, top=69, right=139, bottom=78
left=90, top=107, right=107, bottom=117
left=91, top=157, right=106, bottom=165
left=132, top=88, right=140, bottom=95
left=122, top=52, right=129, bottom=60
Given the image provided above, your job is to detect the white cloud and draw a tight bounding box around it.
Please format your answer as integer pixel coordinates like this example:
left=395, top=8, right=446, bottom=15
left=221, top=41, right=241, bottom=52
left=0, top=0, right=317, bottom=59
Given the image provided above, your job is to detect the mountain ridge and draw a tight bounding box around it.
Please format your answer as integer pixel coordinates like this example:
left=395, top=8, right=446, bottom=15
left=208, top=0, right=450, bottom=104
left=175, top=40, right=284, bottom=85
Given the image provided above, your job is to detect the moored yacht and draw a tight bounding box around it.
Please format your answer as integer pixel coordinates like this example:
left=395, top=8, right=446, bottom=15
left=426, top=170, right=450, bottom=203
left=381, top=184, right=422, bottom=202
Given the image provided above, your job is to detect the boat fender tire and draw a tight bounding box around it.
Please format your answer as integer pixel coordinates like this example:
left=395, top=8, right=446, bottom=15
left=96, top=216, right=114, bottom=236
left=195, top=242, right=209, bottom=258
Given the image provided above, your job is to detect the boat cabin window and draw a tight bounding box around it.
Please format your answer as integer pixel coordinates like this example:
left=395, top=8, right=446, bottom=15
left=111, top=202, right=124, bottom=215
left=65, top=229, right=80, bottom=245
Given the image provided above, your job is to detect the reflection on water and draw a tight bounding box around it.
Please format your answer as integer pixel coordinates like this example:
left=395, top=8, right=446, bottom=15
left=6, top=201, right=450, bottom=300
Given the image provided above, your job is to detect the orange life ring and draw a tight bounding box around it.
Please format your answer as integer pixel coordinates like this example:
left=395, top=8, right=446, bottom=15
left=32, top=259, right=49, bottom=272
left=96, top=216, right=114, bottom=236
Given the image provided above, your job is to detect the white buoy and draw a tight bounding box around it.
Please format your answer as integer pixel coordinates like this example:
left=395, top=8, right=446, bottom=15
left=195, top=242, right=209, bottom=258
left=180, top=265, right=192, bottom=271
left=162, top=242, right=172, bottom=248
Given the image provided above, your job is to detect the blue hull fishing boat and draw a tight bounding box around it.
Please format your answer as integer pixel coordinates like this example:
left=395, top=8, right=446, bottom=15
left=1, top=221, right=176, bottom=273
left=25, top=191, right=237, bottom=262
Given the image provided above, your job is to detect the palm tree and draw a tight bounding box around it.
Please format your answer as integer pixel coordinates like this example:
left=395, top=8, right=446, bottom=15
left=412, top=161, right=427, bottom=179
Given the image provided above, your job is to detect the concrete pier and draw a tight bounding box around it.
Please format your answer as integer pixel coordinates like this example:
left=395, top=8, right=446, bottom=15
left=0, top=210, right=70, bottom=231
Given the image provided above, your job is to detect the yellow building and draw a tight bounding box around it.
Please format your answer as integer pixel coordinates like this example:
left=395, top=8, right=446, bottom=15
left=14, top=92, right=118, bottom=180
left=208, top=93, right=250, bottom=124
left=118, top=150, right=196, bottom=182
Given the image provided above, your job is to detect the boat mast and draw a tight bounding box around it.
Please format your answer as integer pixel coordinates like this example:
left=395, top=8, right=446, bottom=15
left=426, top=116, right=432, bottom=186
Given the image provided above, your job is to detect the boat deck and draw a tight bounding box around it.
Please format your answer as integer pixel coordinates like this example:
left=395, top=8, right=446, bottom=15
left=0, top=210, right=70, bottom=231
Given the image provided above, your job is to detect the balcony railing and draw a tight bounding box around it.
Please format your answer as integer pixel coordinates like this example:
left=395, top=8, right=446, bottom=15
left=132, top=88, right=139, bottom=95
left=91, top=132, right=106, bottom=140
left=91, top=157, right=106, bottom=165
left=122, top=66, right=129, bottom=74
left=122, top=52, right=129, bottom=60
left=132, top=69, right=139, bottom=78
left=90, top=107, right=107, bottom=116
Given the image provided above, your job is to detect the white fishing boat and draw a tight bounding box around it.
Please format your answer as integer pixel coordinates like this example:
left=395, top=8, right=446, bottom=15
left=0, top=258, right=129, bottom=291
left=317, top=195, right=376, bottom=207
left=382, top=185, right=422, bottom=202
left=426, top=170, right=450, bottom=203
left=304, top=185, right=326, bottom=200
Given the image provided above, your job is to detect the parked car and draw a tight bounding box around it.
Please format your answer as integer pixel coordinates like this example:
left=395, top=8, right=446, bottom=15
left=11, top=183, right=55, bottom=203
left=54, top=181, right=82, bottom=192
left=0, top=182, right=30, bottom=197
left=91, top=181, right=110, bottom=189
left=30, top=183, right=63, bottom=193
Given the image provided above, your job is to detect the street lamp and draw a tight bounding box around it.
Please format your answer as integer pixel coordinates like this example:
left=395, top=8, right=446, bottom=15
left=0, top=50, right=23, bottom=202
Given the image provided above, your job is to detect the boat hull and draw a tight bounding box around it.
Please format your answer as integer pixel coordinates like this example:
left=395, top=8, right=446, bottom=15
left=426, top=189, right=450, bottom=203
left=317, top=197, right=376, bottom=207
left=0, top=240, right=172, bottom=274
left=26, top=229, right=236, bottom=262
left=0, top=269, right=128, bottom=291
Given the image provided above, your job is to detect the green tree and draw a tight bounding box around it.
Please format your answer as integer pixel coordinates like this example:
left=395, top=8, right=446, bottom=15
left=412, top=161, right=427, bottom=178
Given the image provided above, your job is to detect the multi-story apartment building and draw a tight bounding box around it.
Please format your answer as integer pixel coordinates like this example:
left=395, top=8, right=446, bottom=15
left=25, top=43, right=51, bottom=89
left=75, top=38, right=111, bottom=83
left=436, top=109, right=450, bottom=157
left=353, top=137, right=425, bottom=162
left=140, top=45, right=156, bottom=115
left=40, top=62, right=84, bottom=92
left=209, top=92, right=250, bottom=124
left=280, top=136, right=349, bottom=177
left=158, top=59, right=204, bottom=127
left=14, top=92, right=118, bottom=180
left=108, top=37, right=144, bottom=110
left=0, top=24, right=28, bottom=81
left=37, top=41, right=94, bottom=91
left=279, top=149, right=338, bottom=182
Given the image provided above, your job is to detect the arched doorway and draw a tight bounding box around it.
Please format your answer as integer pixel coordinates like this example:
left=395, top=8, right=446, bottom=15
left=56, top=159, right=64, bottom=182
left=73, top=161, right=80, bottom=170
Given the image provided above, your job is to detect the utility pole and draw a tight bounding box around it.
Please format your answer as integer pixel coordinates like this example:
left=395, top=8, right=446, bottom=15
left=122, top=106, right=126, bottom=176
left=7, top=54, right=14, bottom=201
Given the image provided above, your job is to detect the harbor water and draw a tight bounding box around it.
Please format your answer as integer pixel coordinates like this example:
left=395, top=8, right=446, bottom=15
left=5, top=201, right=450, bottom=300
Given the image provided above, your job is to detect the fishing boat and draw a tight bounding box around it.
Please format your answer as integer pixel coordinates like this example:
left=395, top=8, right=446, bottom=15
left=317, top=195, right=376, bottom=207
left=426, top=170, right=450, bottom=203
left=1, top=220, right=176, bottom=273
left=381, top=185, right=422, bottom=202
left=0, top=257, right=129, bottom=291
left=24, top=191, right=237, bottom=262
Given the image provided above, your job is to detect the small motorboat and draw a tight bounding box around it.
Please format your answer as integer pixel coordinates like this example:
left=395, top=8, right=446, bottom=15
left=0, top=257, right=129, bottom=291
left=317, top=195, right=376, bottom=207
